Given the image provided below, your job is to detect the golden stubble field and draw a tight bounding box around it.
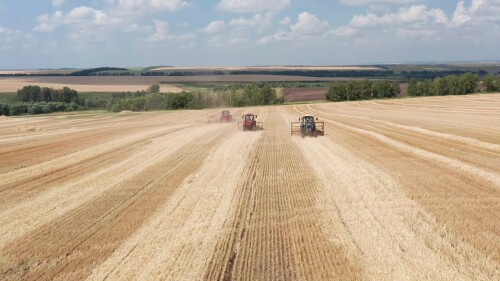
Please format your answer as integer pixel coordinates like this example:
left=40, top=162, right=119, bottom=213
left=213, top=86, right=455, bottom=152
left=0, top=94, right=499, bottom=280
left=0, top=77, right=186, bottom=93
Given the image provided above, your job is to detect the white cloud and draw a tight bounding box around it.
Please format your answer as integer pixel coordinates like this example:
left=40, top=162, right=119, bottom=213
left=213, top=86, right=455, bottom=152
left=52, top=0, right=67, bottom=7
left=393, top=27, right=436, bottom=37
left=451, top=0, right=500, bottom=27
left=124, top=23, right=153, bottom=32
left=34, top=11, right=63, bottom=32
left=117, top=0, right=189, bottom=13
left=331, top=26, right=357, bottom=37
left=207, top=34, right=248, bottom=47
left=34, top=6, right=123, bottom=32
left=0, top=26, right=21, bottom=46
left=291, top=12, right=329, bottom=34
left=203, top=20, right=226, bottom=33
left=229, top=13, right=272, bottom=31
left=147, top=19, right=173, bottom=42
left=259, top=12, right=330, bottom=43
left=350, top=5, right=449, bottom=27
left=340, top=0, right=417, bottom=5
left=279, top=17, right=290, bottom=26
left=217, top=0, right=290, bottom=13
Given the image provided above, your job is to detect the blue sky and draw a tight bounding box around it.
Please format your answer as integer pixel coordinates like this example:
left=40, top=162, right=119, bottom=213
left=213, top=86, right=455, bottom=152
left=0, top=0, right=499, bottom=69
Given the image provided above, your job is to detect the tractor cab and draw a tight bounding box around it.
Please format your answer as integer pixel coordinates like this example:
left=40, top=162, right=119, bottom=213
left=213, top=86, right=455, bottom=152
left=291, top=114, right=324, bottom=137
left=220, top=110, right=232, bottom=122
left=238, top=113, right=263, bottom=131
left=300, top=115, right=317, bottom=130
left=299, top=115, right=317, bottom=127
left=244, top=114, right=255, bottom=124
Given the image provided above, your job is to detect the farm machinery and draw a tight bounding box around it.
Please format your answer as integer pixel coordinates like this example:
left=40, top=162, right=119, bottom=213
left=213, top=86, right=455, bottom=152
left=208, top=110, right=233, bottom=123
left=238, top=113, right=263, bottom=131
left=291, top=115, right=324, bottom=137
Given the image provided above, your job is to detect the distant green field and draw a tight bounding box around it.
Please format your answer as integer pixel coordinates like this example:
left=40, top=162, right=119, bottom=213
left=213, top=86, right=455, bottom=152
left=385, top=64, right=500, bottom=74
left=0, top=93, right=18, bottom=104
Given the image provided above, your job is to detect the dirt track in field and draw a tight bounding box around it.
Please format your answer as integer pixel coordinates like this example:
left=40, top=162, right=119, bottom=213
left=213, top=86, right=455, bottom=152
left=0, top=94, right=499, bottom=280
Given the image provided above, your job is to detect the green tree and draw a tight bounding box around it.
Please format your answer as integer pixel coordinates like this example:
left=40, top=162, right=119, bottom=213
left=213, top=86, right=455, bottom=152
left=372, top=80, right=391, bottom=98
left=9, top=104, right=28, bottom=116
left=419, top=80, right=432, bottom=96
left=28, top=104, right=43, bottom=114
left=346, top=81, right=360, bottom=100
left=148, top=84, right=160, bottom=93
left=360, top=79, right=373, bottom=99
left=431, top=77, right=442, bottom=96
left=408, top=79, right=418, bottom=96
left=62, top=87, right=79, bottom=102
left=17, top=86, right=41, bottom=102
left=326, top=82, right=347, bottom=102
left=0, top=103, right=9, bottom=116
left=41, top=87, right=53, bottom=102
left=388, top=82, right=400, bottom=98
left=458, top=73, right=479, bottom=94
left=445, top=75, right=460, bottom=95
left=484, top=75, right=496, bottom=92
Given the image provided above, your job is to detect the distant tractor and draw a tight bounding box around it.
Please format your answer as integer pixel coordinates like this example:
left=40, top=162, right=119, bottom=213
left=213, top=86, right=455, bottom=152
left=208, top=110, right=232, bottom=123
left=291, top=115, right=324, bottom=137
left=220, top=110, right=232, bottom=122
left=238, top=113, right=263, bottom=131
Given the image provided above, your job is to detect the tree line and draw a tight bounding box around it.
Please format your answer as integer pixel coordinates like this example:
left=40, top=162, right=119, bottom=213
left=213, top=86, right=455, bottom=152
left=141, top=70, right=395, bottom=78
left=484, top=74, right=500, bottom=92
left=326, top=80, right=400, bottom=102
left=400, top=70, right=487, bottom=80
left=407, top=73, right=479, bottom=96
left=108, top=84, right=284, bottom=112
left=18, top=85, right=79, bottom=103
left=0, top=86, right=86, bottom=116
left=1, top=102, right=80, bottom=116
left=68, top=67, right=130, bottom=76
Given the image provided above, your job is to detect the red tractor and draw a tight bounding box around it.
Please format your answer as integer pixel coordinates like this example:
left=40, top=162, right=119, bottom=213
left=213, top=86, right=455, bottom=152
left=208, top=110, right=232, bottom=123
left=238, top=113, right=263, bottom=131
left=220, top=110, right=232, bottom=122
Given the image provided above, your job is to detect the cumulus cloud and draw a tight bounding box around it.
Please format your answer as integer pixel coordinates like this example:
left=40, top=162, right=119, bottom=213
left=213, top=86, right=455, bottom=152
left=260, top=12, right=330, bottom=43
left=291, top=12, right=330, bottom=34
left=279, top=17, right=291, bottom=26
left=217, top=0, right=290, bottom=13
left=451, top=0, right=500, bottom=27
left=203, top=20, right=226, bottom=33
left=340, top=0, right=417, bottom=5
left=117, top=0, right=189, bottom=12
left=34, top=6, right=123, bottom=32
left=0, top=26, right=21, bottom=47
left=52, top=0, right=67, bottom=7
left=229, top=13, right=272, bottom=31
left=331, top=26, right=357, bottom=37
left=393, top=27, right=436, bottom=38
left=350, top=5, right=449, bottom=27
left=146, top=19, right=173, bottom=42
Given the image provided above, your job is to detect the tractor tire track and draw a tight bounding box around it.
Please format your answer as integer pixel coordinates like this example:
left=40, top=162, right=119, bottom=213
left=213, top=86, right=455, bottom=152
left=0, top=124, right=197, bottom=208
left=0, top=126, right=231, bottom=281
left=204, top=107, right=363, bottom=281
left=281, top=107, right=498, bottom=280
left=88, top=123, right=261, bottom=280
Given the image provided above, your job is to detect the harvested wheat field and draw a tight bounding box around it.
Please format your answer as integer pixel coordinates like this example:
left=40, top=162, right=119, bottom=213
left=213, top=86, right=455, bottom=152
left=0, top=77, right=185, bottom=93
left=0, top=94, right=499, bottom=280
